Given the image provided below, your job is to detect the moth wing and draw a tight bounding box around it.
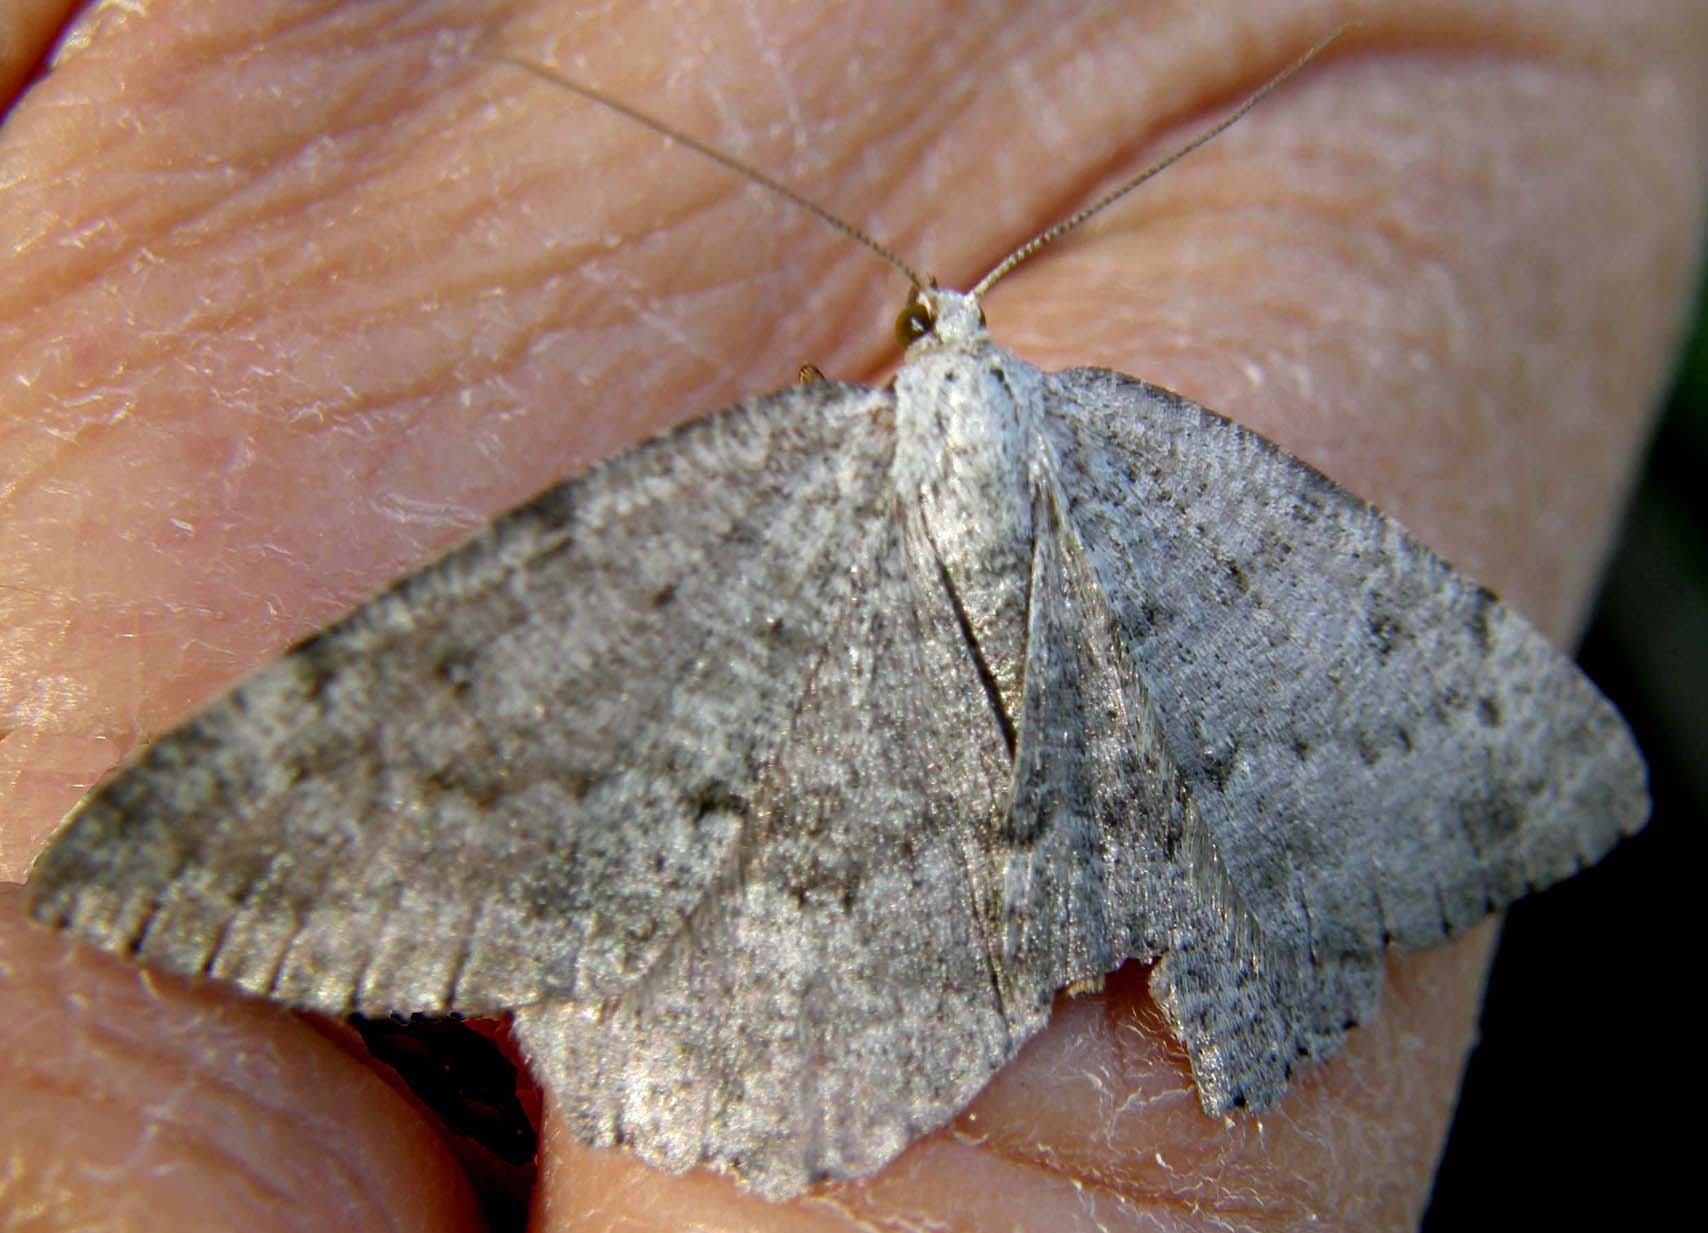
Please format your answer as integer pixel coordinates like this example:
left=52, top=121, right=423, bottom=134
left=1005, top=469, right=1383, bottom=1115
left=30, top=380, right=897, bottom=1017
left=1042, top=368, right=1646, bottom=969
left=998, top=475, right=1185, bottom=998
left=518, top=511, right=1017, bottom=1198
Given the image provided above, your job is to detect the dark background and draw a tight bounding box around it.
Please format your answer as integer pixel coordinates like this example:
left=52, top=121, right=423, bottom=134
left=1423, top=264, right=1702, bottom=1226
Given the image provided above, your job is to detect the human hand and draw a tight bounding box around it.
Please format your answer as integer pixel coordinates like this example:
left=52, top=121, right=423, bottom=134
left=3, top=2, right=1701, bottom=1229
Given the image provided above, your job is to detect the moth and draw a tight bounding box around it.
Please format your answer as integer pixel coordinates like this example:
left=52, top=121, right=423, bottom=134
left=28, top=38, right=1647, bottom=1199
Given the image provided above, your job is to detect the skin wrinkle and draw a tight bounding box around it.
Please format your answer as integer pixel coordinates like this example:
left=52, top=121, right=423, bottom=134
left=1, top=915, right=475, bottom=1230
left=964, top=1113, right=1197, bottom=1220
left=14, top=59, right=529, bottom=515
left=1022, top=74, right=1640, bottom=632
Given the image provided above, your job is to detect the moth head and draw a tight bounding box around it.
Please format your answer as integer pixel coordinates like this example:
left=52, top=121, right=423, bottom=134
left=895, top=286, right=986, bottom=349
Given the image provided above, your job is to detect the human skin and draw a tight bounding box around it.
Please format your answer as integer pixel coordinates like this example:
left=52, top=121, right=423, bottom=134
left=1, top=1, right=1702, bottom=1229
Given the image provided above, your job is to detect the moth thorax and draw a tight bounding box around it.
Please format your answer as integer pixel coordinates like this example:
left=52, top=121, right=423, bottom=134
left=893, top=348, right=1035, bottom=727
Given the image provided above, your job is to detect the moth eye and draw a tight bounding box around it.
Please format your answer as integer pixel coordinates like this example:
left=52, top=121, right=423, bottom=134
left=895, top=298, right=935, bottom=346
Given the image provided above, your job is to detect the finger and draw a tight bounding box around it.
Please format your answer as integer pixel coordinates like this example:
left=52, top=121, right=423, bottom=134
left=0, top=885, right=483, bottom=1231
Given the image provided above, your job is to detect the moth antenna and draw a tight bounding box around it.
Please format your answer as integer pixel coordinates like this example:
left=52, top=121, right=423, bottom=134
left=494, top=53, right=928, bottom=290
left=970, top=25, right=1353, bottom=300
